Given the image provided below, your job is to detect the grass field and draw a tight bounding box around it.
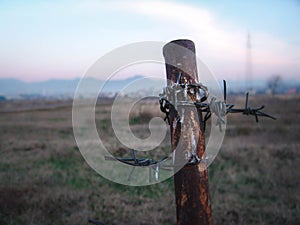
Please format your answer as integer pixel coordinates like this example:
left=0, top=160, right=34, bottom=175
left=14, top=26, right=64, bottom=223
left=0, top=94, right=299, bottom=225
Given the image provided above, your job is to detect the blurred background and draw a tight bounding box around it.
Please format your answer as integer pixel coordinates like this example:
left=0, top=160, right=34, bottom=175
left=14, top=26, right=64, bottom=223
left=0, top=0, right=299, bottom=224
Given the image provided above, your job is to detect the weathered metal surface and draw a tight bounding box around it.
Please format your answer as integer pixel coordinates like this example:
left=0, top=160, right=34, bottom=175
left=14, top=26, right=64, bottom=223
left=163, top=39, right=213, bottom=225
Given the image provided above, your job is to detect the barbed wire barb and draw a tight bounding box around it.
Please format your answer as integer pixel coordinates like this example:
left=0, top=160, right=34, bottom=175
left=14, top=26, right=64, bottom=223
left=104, top=79, right=276, bottom=183
left=159, top=78, right=276, bottom=132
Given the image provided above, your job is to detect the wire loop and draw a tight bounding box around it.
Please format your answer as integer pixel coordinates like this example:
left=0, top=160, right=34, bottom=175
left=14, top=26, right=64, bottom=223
left=104, top=79, right=276, bottom=183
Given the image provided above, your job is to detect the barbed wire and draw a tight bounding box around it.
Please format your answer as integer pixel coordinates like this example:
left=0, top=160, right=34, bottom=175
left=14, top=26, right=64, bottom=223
left=160, top=80, right=276, bottom=132
left=105, top=149, right=172, bottom=182
left=104, top=79, right=276, bottom=182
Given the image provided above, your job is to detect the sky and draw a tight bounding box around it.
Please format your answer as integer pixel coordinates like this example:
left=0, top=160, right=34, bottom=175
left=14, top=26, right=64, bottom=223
left=0, top=0, right=299, bottom=82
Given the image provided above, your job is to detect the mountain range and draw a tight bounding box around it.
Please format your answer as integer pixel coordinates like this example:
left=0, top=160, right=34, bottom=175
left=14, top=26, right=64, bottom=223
left=0, top=76, right=165, bottom=98
left=0, top=76, right=299, bottom=99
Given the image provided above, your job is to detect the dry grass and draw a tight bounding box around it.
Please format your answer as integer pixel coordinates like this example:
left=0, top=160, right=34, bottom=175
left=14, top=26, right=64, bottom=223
left=0, top=94, right=299, bottom=225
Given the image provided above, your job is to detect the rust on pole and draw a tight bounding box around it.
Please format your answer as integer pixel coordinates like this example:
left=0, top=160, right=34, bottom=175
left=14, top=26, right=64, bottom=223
left=163, top=39, right=213, bottom=225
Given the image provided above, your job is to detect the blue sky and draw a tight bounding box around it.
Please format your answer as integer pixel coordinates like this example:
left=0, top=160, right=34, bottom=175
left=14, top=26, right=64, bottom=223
left=0, top=0, right=299, bottom=82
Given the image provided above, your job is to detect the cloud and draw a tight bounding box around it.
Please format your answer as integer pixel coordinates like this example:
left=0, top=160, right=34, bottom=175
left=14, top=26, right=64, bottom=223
left=116, top=0, right=300, bottom=79
left=0, top=0, right=298, bottom=81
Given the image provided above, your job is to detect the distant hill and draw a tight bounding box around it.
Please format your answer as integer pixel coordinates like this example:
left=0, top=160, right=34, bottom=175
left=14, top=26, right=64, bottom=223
left=0, top=76, right=166, bottom=99
left=0, top=78, right=80, bottom=96
left=0, top=76, right=299, bottom=99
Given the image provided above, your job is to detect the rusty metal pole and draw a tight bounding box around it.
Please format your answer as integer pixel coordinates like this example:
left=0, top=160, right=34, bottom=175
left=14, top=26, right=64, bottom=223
left=163, top=39, right=213, bottom=225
